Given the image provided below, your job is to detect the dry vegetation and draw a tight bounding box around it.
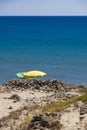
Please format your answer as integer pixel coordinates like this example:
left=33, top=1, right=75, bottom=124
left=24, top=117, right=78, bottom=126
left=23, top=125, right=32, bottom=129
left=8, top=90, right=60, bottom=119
left=0, top=93, right=87, bottom=130
left=42, top=93, right=87, bottom=113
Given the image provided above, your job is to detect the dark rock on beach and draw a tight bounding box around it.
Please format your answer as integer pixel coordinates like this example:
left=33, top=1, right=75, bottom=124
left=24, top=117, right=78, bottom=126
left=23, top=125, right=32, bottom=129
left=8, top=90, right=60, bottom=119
left=8, top=94, right=21, bottom=102
left=2, top=79, right=71, bottom=92
left=80, top=102, right=87, bottom=115
left=27, top=114, right=62, bottom=130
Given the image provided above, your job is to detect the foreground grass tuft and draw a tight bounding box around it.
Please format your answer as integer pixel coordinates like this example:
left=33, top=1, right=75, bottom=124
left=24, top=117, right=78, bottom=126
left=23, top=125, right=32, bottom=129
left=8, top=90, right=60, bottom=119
left=24, top=116, right=32, bottom=124
left=78, top=93, right=87, bottom=102
left=43, top=93, right=87, bottom=113
left=51, top=120, right=60, bottom=126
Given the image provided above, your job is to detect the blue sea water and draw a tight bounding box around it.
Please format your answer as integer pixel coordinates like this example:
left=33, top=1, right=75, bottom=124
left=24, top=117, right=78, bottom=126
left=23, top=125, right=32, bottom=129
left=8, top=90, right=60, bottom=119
left=0, top=16, right=87, bottom=85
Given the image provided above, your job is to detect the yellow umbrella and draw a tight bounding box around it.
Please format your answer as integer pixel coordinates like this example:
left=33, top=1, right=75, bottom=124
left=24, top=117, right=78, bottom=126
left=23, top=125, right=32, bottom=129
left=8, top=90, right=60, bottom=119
left=24, top=70, right=46, bottom=78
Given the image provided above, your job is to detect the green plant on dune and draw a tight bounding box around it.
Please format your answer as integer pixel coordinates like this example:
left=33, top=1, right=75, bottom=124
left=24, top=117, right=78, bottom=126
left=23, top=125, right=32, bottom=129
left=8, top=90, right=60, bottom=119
left=51, top=120, right=60, bottom=126
left=78, top=93, right=87, bottom=102
left=24, top=116, right=32, bottom=124
left=42, top=93, right=87, bottom=113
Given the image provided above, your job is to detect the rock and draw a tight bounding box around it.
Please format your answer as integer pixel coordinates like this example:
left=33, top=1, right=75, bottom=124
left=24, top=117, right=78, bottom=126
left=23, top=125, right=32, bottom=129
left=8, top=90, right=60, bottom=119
left=3, top=79, right=71, bottom=93
left=27, top=115, right=51, bottom=130
left=80, top=102, right=87, bottom=115
left=8, top=94, right=21, bottom=102
left=8, top=106, right=13, bottom=109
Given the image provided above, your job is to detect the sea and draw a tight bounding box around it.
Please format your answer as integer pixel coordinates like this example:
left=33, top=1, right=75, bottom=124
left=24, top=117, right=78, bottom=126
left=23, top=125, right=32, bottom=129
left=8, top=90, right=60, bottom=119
left=0, top=16, right=87, bottom=85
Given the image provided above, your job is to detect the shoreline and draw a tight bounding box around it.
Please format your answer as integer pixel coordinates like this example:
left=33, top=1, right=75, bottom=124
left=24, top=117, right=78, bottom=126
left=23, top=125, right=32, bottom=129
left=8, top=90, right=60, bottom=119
left=0, top=79, right=87, bottom=130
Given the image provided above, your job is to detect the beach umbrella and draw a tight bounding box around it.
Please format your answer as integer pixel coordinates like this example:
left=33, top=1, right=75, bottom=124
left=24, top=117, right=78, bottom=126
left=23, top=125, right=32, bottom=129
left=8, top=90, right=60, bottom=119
left=16, top=71, right=46, bottom=78
left=24, top=70, right=46, bottom=78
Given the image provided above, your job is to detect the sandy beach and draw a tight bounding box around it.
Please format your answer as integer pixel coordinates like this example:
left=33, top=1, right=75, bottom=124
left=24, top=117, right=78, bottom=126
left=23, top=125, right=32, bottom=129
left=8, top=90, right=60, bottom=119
left=0, top=79, right=87, bottom=130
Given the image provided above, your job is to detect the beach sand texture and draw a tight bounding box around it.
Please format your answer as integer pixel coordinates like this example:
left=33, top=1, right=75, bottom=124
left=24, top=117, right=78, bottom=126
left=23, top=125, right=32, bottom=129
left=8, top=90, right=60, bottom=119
left=0, top=79, right=87, bottom=130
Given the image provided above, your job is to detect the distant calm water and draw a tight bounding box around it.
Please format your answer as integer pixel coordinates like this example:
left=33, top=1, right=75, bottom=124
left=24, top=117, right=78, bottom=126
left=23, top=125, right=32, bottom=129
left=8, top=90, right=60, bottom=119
left=0, top=16, right=87, bottom=85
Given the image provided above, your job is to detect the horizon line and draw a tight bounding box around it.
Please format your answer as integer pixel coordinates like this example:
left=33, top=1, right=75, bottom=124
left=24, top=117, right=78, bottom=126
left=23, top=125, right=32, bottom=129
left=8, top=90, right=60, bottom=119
left=0, top=15, right=87, bottom=17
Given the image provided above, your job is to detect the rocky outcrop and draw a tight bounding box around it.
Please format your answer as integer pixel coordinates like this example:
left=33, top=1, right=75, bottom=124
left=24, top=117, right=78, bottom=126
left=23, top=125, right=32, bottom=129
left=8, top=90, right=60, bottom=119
left=2, top=79, right=71, bottom=92
left=27, top=114, right=62, bottom=130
